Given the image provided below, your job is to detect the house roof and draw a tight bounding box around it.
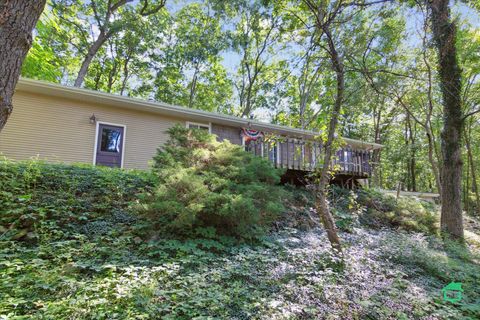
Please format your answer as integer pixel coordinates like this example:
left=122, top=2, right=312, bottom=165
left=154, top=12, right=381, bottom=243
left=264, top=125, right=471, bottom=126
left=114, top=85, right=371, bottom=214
left=16, top=78, right=383, bottom=150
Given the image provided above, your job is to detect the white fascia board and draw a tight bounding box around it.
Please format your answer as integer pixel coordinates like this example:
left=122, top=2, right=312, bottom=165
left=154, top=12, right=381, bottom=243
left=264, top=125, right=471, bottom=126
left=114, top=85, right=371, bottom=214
left=16, top=78, right=383, bottom=150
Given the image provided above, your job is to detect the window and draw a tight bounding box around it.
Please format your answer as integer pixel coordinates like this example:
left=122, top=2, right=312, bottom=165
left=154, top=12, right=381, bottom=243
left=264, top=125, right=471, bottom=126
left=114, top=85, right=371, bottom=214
left=93, top=122, right=126, bottom=169
left=186, top=121, right=211, bottom=133
left=100, top=127, right=122, bottom=153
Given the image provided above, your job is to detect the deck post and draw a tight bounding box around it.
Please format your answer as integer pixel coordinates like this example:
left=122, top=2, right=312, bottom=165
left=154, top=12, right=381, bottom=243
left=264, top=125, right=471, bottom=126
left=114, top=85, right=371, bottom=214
left=339, top=148, right=344, bottom=172
left=291, top=139, right=294, bottom=170
left=352, top=148, right=356, bottom=173
left=286, top=139, right=290, bottom=169
left=280, top=140, right=284, bottom=169
left=347, top=148, right=351, bottom=173
left=275, top=139, right=282, bottom=168
left=268, top=140, right=272, bottom=165
left=300, top=141, right=304, bottom=171
left=368, top=151, right=371, bottom=175
left=359, top=150, right=363, bottom=175
left=362, top=150, right=366, bottom=174
left=350, top=148, right=353, bottom=173
left=347, top=147, right=352, bottom=173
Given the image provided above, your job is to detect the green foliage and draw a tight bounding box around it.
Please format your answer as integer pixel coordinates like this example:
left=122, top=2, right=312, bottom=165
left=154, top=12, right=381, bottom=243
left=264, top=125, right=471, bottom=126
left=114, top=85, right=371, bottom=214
left=2, top=221, right=478, bottom=318
left=327, top=186, right=438, bottom=234
left=0, top=160, right=478, bottom=318
left=153, top=3, right=233, bottom=111
left=24, top=0, right=480, bottom=210
left=329, top=186, right=363, bottom=232
left=22, top=15, right=66, bottom=82
left=139, top=125, right=286, bottom=239
left=357, top=188, right=439, bottom=235
left=0, top=158, right=154, bottom=243
left=378, top=232, right=480, bottom=318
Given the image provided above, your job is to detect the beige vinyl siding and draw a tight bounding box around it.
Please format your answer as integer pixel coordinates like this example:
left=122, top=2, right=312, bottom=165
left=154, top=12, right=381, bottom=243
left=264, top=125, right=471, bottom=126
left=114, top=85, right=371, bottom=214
left=0, top=91, right=180, bottom=169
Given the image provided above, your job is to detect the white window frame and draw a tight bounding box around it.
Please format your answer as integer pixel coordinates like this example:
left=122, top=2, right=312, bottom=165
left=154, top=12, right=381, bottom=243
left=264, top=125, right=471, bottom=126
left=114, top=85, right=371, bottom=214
left=93, top=121, right=127, bottom=169
left=186, top=121, right=212, bottom=133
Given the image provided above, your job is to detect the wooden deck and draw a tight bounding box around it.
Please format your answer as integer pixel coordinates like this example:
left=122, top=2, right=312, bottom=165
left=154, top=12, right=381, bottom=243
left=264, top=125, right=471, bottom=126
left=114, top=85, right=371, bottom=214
left=245, top=137, right=372, bottom=177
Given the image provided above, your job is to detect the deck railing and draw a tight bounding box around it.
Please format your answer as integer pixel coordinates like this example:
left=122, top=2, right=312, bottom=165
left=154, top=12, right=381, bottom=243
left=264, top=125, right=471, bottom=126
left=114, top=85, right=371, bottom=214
left=245, top=138, right=372, bottom=177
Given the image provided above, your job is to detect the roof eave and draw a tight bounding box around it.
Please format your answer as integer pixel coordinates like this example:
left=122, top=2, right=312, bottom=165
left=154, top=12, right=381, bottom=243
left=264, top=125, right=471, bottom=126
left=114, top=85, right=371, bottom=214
left=15, top=78, right=384, bottom=150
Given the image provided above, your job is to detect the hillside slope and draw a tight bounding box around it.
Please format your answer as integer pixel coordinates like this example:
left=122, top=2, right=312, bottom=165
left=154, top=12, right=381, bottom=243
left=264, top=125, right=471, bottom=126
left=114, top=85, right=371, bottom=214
left=0, top=161, right=479, bottom=319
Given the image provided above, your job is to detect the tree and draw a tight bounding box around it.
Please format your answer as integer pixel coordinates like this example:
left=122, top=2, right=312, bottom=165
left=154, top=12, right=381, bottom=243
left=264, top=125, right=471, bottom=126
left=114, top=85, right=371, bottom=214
left=21, top=15, right=66, bottom=82
left=456, top=22, right=480, bottom=215
left=297, top=0, right=400, bottom=251
left=51, top=0, right=166, bottom=88
left=229, top=0, right=285, bottom=117
left=82, top=8, right=165, bottom=96
left=464, top=119, right=480, bottom=215
left=299, top=0, right=349, bottom=253
left=351, top=3, right=444, bottom=194
left=428, top=0, right=464, bottom=239
left=272, top=32, right=329, bottom=131
left=152, top=2, right=232, bottom=112
left=0, top=0, right=47, bottom=132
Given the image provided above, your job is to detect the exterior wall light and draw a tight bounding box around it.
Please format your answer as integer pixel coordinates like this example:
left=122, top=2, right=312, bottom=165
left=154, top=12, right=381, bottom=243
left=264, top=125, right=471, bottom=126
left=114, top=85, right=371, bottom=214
left=90, top=114, right=97, bottom=124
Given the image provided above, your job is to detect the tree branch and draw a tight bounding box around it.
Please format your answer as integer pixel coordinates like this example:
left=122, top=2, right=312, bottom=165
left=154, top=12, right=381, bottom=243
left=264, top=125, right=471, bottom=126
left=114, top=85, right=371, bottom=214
left=462, top=106, right=480, bottom=121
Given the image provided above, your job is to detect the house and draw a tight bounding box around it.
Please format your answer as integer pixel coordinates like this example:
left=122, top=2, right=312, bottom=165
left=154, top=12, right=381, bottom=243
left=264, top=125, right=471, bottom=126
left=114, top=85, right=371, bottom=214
left=0, top=78, right=382, bottom=184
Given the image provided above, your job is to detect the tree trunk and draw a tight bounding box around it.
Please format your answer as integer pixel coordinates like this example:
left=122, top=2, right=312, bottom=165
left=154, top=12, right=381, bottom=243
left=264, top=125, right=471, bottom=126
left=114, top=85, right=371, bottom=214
left=74, top=30, right=109, bottom=87
left=464, top=148, right=469, bottom=214
left=406, top=114, right=416, bottom=192
left=106, top=58, right=118, bottom=93
left=188, top=66, right=199, bottom=109
left=426, top=129, right=442, bottom=196
left=465, top=124, right=480, bottom=216
left=0, top=0, right=46, bottom=132
left=404, top=118, right=411, bottom=190
left=423, top=36, right=443, bottom=197
left=242, top=82, right=254, bottom=118
left=429, top=0, right=464, bottom=239
left=372, top=104, right=382, bottom=188
left=299, top=92, right=308, bottom=129
left=315, top=187, right=342, bottom=252
left=372, top=146, right=382, bottom=187
left=120, top=55, right=131, bottom=96
left=315, top=26, right=343, bottom=253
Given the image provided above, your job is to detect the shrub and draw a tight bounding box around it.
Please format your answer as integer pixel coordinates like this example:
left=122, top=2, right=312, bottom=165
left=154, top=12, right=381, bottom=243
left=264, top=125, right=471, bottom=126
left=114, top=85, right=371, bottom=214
left=138, top=125, right=286, bottom=239
left=0, top=158, right=154, bottom=242
left=324, top=186, right=439, bottom=234
left=329, top=186, right=364, bottom=232
left=357, top=188, right=439, bottom=234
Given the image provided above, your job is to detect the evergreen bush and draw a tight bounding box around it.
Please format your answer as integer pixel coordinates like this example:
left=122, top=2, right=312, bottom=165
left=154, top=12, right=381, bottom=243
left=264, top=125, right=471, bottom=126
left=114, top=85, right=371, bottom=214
left=139, top=125, right=286, bottom=239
